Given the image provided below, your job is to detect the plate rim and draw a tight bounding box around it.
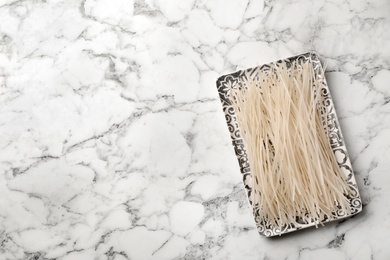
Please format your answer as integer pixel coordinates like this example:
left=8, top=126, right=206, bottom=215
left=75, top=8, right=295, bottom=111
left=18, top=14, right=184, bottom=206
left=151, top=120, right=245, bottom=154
left=215, top=51, right=363, bottom=237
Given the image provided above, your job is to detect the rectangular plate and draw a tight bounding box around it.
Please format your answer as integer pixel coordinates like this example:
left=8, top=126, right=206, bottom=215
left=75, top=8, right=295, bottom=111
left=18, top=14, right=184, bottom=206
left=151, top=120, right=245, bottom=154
left=216, top=52, right=362, bottom=237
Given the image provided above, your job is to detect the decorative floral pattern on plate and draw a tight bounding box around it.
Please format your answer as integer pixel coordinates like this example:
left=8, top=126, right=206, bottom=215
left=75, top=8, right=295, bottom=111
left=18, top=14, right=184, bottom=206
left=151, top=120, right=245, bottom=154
left=216, top=52, right=362, bottom=237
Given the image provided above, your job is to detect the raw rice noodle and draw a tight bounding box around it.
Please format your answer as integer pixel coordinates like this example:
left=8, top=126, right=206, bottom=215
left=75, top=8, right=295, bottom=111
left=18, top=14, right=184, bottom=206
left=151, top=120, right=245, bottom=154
left=230, top=60, right=352, bottom=230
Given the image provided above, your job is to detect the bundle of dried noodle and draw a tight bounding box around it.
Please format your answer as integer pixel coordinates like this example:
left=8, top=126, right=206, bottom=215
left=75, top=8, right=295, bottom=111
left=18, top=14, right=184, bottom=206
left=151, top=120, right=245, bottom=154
left=230, top=61, right=352, bottom=229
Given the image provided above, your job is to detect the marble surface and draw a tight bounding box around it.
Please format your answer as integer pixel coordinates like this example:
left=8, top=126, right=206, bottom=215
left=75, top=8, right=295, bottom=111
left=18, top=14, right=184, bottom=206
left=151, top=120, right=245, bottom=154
left=0, top=0, right=389, bottom=259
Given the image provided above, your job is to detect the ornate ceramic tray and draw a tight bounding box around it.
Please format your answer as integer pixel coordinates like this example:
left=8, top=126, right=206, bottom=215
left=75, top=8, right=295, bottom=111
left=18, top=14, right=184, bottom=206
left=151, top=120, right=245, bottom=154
left=216, top=52, right=362, bottom=237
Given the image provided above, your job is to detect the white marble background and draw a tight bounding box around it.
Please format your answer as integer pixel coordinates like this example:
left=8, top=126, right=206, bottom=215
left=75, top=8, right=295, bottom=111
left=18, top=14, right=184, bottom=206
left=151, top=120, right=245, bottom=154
left=0, top=0, right=389, bottom=259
